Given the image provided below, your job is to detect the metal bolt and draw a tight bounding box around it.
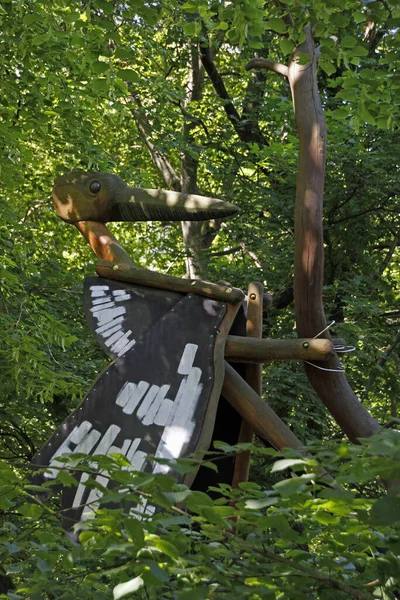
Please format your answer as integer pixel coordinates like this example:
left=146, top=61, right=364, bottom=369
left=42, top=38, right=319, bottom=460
left=302, top=342, right=310, bottom=349
left=250, top=293, right=256, bottom=300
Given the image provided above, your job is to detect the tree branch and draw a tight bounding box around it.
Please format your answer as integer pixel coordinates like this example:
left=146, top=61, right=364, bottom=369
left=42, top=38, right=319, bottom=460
left=126, top=93, right=181, bottom=190
left=200, top=44, right=267, bottom=144
left=246, top=58, right=289, bottom=78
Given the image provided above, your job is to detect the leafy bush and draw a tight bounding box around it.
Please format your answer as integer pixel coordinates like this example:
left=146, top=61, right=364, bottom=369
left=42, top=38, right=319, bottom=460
left=1, top=429, right=400, bottom=600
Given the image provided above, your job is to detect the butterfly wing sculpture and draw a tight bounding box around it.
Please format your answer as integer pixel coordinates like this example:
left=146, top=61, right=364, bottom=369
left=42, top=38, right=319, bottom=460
left=31, top=172, right=243, bottom=528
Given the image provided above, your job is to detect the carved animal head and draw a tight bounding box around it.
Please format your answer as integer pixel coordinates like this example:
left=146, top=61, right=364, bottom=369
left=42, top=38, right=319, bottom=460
left=53, top=172, right=239, bottom=223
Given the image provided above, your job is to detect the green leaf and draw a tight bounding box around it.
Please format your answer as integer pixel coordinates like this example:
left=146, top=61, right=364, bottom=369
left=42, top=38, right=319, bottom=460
left=114, top=47, right=132, bottom=59
left=96, top=0, right=114, bottom=15
left=280, top=38, right=294, bottom=55
left=331, top=107, right=349, bottom=120
left=18, top=502, right=43, bottom=518
left=113, top=576, right=144, bottom=599
left=265, top=18, right=287, bottom=34
left=183, top=21, right=201, bottom=36
left=341, top=35, right=357, bottom=49
left=154, top=538, right=180, bottom=560
left=273, top=477, right=307, bottom=496
left=92, top=78, right=109, bottom=91
left=187, top=491, right=214, bottom=511
left=271, top=458, right=307, bottom=472
left=331, top=14, right=350, bottom=27
left=353, top=11, right=365, bottom=24
left=178, top=588, right=208, bottom=600
left=248, top=39, right=263, bottom=49
left=124, top=517, right=145, bottom=547
left=297, top=52, right=311, bottom=65
left=163, top=489, right=191, bottom=504
left=157, top=515, right=192, bottom=527
left=181, top=3, right=199, bottom=13
left=336, top=89, right=357, bottom=102
left=370, top=497, right=400, bottom=525
left=92, top=61, right=110, bottom=75
left=117, top=68, right=140, bottom=83
left=352, top=45, right=368, bottom=57
left=245, top=497, right=278, bottom=509
left=360, top=104, right=375, bottom=125
left=31, top=33, right=49, bottom=45
left=22, top=13, right=42, bottom=25
left=64, top=12, right=81, bottom=23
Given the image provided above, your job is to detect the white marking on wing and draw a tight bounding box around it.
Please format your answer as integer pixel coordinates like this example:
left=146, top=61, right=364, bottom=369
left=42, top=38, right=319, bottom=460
left=102, top=324, right=123, bottom=339
left=141, top=385, right=170, bottom=426
left=44, top=421, right=101, bottom=479
left=117, top=381, right=150, bottom=415
left=111, top=330, right=134, bottom=355
left=153, top=398, right=174, bottom=426
left=104, top=330, right=124, bottom=348
left=94, top=307, right=126, bottom=324
left=95, top=316, right=124, bottom=334
left=114, top=294, right=132, bottom=302
left=136, top=385, right=160, bottom=422
left=90, top=301, right=116, bottom=312
left=177, top=343, right=198, bottom=375
left=92, top=297, right=113, bottom=306
left=74, top=424, right=121, bottom=513
left=117, top=338, right=136, bottom=356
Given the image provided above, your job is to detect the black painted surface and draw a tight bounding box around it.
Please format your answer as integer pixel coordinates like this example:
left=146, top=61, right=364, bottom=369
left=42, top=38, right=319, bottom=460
left=192, top=304, right=247, bottom=494
left=32, top=293, right=227, bottom=527
left=83, top=276, right=183, bottom=360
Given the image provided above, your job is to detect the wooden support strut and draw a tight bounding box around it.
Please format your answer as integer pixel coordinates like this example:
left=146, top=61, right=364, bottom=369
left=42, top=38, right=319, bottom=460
left=225, top=336, right=334, bottom=362
left=96, top=259, right=245, bottom=304
left=232, top=282, right=263, bottom=488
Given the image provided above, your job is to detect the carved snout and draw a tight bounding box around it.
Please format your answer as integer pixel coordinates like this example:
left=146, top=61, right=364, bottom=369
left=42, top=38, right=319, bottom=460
left=53, top=171, right=239, bottom=223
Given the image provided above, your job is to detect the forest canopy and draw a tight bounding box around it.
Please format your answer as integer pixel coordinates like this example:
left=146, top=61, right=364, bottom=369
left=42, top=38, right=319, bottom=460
left=0, top=0, right=399, bottom=597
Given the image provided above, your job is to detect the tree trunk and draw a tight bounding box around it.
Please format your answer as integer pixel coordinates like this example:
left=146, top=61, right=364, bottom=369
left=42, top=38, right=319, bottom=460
left=288, top=27, right=380, bottom=442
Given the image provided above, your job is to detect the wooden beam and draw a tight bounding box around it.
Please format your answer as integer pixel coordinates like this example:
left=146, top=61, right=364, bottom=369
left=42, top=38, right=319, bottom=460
left=232, top=282, right=263, bottom=488
left=222, top=362, right=304, bottom=451
left=96, top=259, right=245, bottom=304
left=225, top=336, right=334, bottom=362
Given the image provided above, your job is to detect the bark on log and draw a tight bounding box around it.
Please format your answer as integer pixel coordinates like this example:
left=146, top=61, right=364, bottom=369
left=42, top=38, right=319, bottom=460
left=232, top=282, right=263, bottom=487
left=225, top=336, right=334, bottom=362
left=287, top=27, right=380, bottom=442
left=96, top=259, right=244, bottom=303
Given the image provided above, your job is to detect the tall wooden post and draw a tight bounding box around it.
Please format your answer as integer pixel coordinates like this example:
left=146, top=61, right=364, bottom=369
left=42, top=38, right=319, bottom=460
left=231, top=282, right=264, bottom=487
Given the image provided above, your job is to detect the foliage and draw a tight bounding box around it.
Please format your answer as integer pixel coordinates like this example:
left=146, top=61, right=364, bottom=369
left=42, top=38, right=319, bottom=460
left=0, top=0, right=399, bottom=595
left=1, top=431, right=400, bottom=599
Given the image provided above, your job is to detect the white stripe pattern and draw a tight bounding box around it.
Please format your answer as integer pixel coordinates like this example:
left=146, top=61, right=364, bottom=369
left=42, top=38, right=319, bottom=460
left=90, top=284, right=136, bottom=357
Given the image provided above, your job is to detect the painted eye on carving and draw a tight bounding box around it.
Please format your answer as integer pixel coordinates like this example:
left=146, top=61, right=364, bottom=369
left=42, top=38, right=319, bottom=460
left=89, top=181, right=101, bottom=194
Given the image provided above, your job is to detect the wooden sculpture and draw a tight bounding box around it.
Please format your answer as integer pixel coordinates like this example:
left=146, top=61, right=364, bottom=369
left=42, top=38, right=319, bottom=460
left=32, top=171, right=338, bottom=528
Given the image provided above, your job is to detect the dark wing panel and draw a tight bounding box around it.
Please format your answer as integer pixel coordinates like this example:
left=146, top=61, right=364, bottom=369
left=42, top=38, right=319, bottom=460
left=83, top=276, right=183, bottom=359
left=192, top=303, right=247, bottom=494
left=32, top=294, right=227, bottom=527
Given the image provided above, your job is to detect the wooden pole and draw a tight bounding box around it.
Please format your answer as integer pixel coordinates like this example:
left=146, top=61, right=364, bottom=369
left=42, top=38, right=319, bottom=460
left=232, top=282, right=263, bottom=487
left=222, top=361, right=304, bottom=451
left=96, top=259, right=244, bottom=304
left=225, top=336, right=334, bottom=362
left=74, top=221, right=135, bottom=267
